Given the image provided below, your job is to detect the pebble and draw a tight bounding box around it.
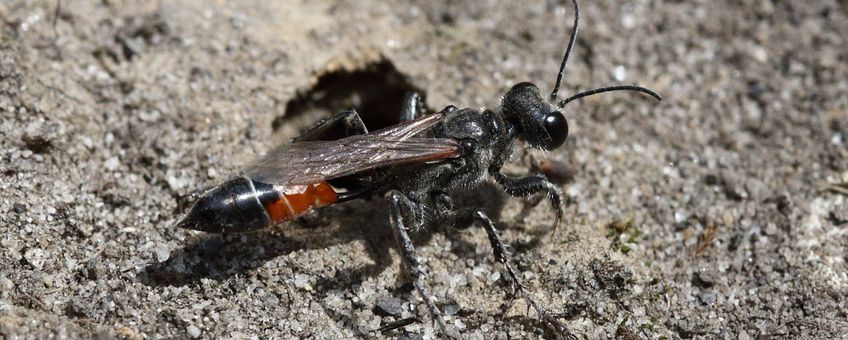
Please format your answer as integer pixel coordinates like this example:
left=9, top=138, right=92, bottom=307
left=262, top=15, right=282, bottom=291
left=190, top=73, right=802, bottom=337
left=24, top=248, right=45, bottom=270
left=294, top=273, right=312, bottom=290
left=104, top=157, right=120, bottom=171
left=699, top=290, right=717, bottom=305
left=0, top=1, right=843, bottom=338
left=155, top=244, right=170, bottom=262
left=167, top=176, right=186, bottom=190
left=693, top=269, right=718, bottom=288
left=375, top=296, right=404, bottom=316
left=0, top=277, right=14, bottom=291
left=187, top=325, right=201, bottom=338
left=487, top=271, right=501, bottom=285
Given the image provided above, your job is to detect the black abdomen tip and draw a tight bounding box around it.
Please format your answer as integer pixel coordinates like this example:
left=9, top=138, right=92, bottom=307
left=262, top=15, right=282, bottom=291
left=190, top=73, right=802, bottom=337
left=178, top=177, right=273, bottom=233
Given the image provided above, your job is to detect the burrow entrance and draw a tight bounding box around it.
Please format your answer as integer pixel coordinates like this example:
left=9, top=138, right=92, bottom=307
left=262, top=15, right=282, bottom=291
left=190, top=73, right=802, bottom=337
left=274, top=59, right=428, bottom=142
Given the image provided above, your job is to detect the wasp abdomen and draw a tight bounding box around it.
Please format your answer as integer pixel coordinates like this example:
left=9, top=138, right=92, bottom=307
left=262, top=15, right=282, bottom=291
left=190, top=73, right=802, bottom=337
left=263, top=181, right=337, bottom=223
left=180, top=177, right=278, bottom=233
left=179, top=177, right=338, bottom=233
left=178, top=177, right=272, bottom=233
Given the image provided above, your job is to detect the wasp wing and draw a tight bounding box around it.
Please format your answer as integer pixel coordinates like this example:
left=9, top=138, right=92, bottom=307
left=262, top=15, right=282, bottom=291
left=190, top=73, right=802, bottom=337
left=243, top=113, right=458, bottom=187
left=243, top=136, right=459, bottom=186
left=372, top=109, right=444, bottom=138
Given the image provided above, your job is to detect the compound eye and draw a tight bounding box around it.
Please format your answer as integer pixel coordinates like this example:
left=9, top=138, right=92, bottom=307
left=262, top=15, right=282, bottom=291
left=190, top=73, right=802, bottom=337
left=543, top=111, right=568, bottom=149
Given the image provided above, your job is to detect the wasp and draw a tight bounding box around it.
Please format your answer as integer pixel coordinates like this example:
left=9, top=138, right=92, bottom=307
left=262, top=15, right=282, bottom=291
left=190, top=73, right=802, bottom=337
left=177, top=0, right=660, bottom=336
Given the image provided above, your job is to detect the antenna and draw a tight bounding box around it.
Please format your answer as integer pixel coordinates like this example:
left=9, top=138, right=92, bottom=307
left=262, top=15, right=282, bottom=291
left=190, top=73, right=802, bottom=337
left=549, top=0, right=580, bottom=102
left=557, top=85, right=662, bottom=107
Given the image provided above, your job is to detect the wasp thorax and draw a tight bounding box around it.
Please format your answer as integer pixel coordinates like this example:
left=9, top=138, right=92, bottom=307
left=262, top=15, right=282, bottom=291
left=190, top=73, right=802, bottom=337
left=501, top=82, right=569, bottom=150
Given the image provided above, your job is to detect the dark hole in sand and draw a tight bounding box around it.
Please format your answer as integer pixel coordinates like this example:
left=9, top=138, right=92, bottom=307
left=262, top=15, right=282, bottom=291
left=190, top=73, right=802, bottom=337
left=274, top=59, right=428, bottom=142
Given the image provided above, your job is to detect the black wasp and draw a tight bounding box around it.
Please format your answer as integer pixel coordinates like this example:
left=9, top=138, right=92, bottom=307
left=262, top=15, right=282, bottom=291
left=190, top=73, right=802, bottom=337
left=178, top=0, right=661, bottom=337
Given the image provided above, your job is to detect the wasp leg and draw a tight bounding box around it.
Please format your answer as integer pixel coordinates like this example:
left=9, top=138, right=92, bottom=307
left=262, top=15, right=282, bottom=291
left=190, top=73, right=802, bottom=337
left=401, top=92, right=459, bottom=124
left=294, top=109, right=368, bottom=142
left=433, top=199, right=571, bottom=338
left=386, top=190, right=456, bottom=338
left=490, top=171, right=564, bottom=230
left=400, top=92, right=423, bottom=122
left=374, top=317, right=421, bottom=335
left=429, top=190, right=453, bottom=218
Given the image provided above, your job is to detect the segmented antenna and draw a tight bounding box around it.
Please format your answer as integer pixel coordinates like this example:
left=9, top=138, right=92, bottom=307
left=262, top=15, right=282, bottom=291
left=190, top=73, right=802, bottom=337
left=557, top=85, right=662, bottom=107
left=549, top=0, right=580, bottom=102
left=549, top=0, right=662, bottom=108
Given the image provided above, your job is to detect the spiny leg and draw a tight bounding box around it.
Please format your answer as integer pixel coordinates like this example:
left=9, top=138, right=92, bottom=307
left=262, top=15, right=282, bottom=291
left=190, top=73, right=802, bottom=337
left=294, top=109, right=368, bottom=142
left=490, top=170, right=564, bottom=230
left=386, top=190, right=456, bottom=338
left=375, top=317, right=421, bottom=335
left=401, top=92, right=460, bottom=124
left=469, top=209, right=567, bottom=335
left=432, top=196, right=569, bottom=337
left=429, top=190, right=453, bottom=218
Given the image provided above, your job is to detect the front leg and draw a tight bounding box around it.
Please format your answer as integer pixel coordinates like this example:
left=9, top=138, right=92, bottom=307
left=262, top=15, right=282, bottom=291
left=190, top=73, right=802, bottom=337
left=490, top=168, right=564, bottom=230
left=386, top=190, right=456, bottom=338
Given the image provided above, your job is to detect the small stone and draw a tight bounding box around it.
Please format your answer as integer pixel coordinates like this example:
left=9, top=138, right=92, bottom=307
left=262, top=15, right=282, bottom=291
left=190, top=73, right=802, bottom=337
left=24, top=248, right=45, bottom=270
left=674, top=209, right=689, bottom=224
left=749, top=44, right=768, bottom=63
left=693, top=269, right=718, bottom=288
left=294, top=273, right=312, bottom=290
left=13, top=203, right=26, bottom=214
left=699, top=290, right=717, bottom=305
left=0, top=277, right=14, bottom=290
left=612, top=65, right=626, bottom=82
left=167, top=176, right=185, bottom=191
left=155, top=244, right=170, bottom=262
left=487, top=271, right=501, bottom=285
left=104, top=157, right=120, bottom=171
left=829, top=208, right=848, bottom=225
left=186, top=325, right=201, bottom=338
left=620, top=14, right=635, bottom=29
left=375, top=296, right=404, bottom=316
left=453, top=318, right=466, bottom=330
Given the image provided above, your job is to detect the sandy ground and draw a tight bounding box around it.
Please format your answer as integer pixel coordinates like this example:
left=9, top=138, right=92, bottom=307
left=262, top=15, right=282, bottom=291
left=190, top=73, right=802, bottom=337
left=1, top=0, right=847, bottom=339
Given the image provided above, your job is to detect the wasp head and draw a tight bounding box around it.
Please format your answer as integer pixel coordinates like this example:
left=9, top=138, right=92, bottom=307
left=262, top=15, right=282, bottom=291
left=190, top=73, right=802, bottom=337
left=501, top=82, right=569, bottom=151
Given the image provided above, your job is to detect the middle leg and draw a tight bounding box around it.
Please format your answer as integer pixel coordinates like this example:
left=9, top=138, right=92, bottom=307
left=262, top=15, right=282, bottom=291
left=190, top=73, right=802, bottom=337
left=433, top=196, right=569, bottom=336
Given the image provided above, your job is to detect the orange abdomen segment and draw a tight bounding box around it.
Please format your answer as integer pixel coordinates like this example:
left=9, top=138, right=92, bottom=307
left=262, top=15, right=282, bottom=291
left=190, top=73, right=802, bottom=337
left=263, top=181, right=338, bottom=222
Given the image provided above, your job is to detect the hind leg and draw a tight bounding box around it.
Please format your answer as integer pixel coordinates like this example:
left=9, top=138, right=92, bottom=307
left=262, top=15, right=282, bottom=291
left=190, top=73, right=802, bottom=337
left=294, top=109, right=368, bottom=142
left=386, top=190, right=457, bottom=338
left=399, top=92, right=423, bottom=122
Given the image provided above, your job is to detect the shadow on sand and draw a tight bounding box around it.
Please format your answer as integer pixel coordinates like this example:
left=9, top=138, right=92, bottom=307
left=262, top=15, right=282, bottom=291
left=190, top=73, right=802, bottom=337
left=138, top=181, right=567, bottom=336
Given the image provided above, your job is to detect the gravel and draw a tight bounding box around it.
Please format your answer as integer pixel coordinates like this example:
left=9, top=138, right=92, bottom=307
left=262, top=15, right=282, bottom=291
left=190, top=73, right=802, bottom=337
left=1, top=0, right=847, bottom=339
